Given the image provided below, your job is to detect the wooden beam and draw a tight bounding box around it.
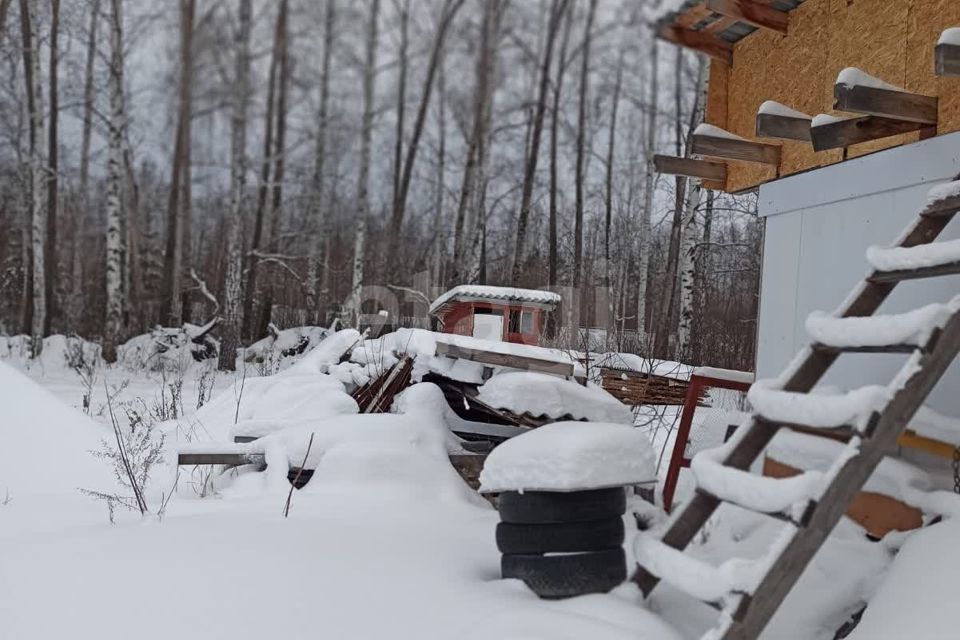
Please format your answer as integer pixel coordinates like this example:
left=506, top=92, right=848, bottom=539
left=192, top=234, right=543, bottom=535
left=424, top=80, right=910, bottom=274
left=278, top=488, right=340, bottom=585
left=178, top=452, right=266, bottom=467
left=936, top=42, right=960, bottom=77
left=809, top=114, right=928, bottom=151
left=706, top=0, right=789, bottom=35
left=692, top=131, right=780, bottom=165
left=898, top=430, right=958, bottom=459
left=834, top=83, right=938, bottom=125
left=756, top=112, right=811, bottom=142
left=435, top=341, right=575, bottom=377
left=658, top=24, right=733, bottom=64
left=653, top=154, right=727, bottom=182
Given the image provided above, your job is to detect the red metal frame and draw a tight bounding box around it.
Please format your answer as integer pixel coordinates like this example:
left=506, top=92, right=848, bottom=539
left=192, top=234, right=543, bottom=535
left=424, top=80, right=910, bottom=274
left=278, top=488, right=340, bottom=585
left=661, top=373, right=753, bottom=512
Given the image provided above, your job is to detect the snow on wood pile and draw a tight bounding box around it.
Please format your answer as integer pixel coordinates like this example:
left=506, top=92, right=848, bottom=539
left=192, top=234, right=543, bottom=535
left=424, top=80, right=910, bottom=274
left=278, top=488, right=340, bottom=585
left=352, top=328, right=582, bottom=385
left=867, top=238, right=960, bottom=271
left=479, top=421, right=655, bottom=492
left=476, top=372, right=633, bottom=424
left=242, top=325, right=332, bottom=368
left=592, top=353, right=695, bottom=406
left=806, top=300, right=959, bottom=348
left=428, top=284, right=560, bottom=313
left=748, top=381, right=890, bottom=429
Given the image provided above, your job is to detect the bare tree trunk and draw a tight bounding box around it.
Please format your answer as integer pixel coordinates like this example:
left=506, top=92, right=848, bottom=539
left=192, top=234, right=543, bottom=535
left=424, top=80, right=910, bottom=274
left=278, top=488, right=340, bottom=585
left=637, top=37, right=657, bottom=346
left=428, top=60, right=445, bottom=278
left=242, top=4, right=279, bottom=338
left=103, top=0, right=126, bottom=363
left=218, top=0, right=252, bottom=371
left=387, top=0, right=464, bottom=272
left=45, top=0, right=58, bottom=335
left=343, top=0, right=381, bottom=321
left=20, top=0, right=45, bottom=356
left=511, top=0, right=568, bottom=285
left=603, top=38, right=624, bottom=329
left=161, top=0, right=195, bottom=326
left=572, top=0, right=597, bottom=292
left=451, top=0, right=504, bottom=286
left=75, top=0, right=99, bottom=323
left=391, top=0, right=408, bottom=230
left=676, top=181, right=701, bottom=360
left=659, top=53, right=706, bottom=354
left=256, top=0, right=290, bottom=338
left=547, top=2, right=572, bottom=294
left=306, top=0, right=336, bottom=316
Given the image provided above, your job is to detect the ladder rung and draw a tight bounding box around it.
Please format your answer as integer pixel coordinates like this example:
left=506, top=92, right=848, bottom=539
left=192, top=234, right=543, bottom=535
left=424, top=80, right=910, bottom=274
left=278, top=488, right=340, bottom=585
left=868, top=260, right=960, bottom=283
left=811, top=342, right=924, bottom=355
left=696, top=488, right=817, bottom=528
left=755, top=417, right=863, bottom=440
left=921, top=193, right=960, bottom=217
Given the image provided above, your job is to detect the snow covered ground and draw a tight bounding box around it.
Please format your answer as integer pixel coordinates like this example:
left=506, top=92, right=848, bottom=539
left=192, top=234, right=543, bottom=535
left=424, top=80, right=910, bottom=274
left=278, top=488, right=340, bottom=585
left=3, top=331, right=959, bottom=639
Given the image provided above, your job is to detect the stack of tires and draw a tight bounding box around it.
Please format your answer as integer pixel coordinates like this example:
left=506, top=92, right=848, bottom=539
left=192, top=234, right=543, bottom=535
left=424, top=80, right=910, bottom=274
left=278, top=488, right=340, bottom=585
left=497, top=487, right=627, bottom=598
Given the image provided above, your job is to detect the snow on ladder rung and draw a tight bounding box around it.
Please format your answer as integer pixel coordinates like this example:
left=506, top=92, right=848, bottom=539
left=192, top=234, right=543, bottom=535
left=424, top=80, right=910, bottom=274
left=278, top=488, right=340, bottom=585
left=747, top=381, right=891, bottom=431
left=806, top=301, right=958, bottom=351
left=634, top=534, right=765, bottom=605
left=922, top=179, right=960, bottom=216
left=867, top=239, right=960, bottom=273
left=691, top=446, right=822, bottom=517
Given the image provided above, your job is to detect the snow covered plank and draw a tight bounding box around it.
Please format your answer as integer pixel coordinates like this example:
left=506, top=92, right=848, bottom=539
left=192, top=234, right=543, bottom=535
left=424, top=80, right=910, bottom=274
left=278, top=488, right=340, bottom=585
left=653, top=154, right=727, bottom=182
left=435, top=341, right=575, bottom=378
left=755, top=101, right=811, bottom=142
left=706, top=0, right=789, bottom=34
left=833, top=68, right=937, bottom=125
left=806, top=302, right=958, bottom=352
left=658, top=23, right=733, bottom=64
left=692, top=124, right=781, bottom=165
left=935, top=29, right=960, bottom=77
left=809, top=113, right=927, bottom=152
left=868, top=260, right=960, bottom=284
left=178, top=452, right=266, bottom=467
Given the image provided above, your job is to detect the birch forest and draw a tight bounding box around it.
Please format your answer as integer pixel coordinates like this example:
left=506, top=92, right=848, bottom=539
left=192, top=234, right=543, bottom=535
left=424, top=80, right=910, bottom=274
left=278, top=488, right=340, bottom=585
left=0, top=0, right=762, bottom=370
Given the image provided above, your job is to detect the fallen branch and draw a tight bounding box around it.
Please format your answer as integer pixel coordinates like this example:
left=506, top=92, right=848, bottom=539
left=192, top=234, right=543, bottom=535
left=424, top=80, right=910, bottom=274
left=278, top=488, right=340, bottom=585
left=283, top=432, right=315, bottom=518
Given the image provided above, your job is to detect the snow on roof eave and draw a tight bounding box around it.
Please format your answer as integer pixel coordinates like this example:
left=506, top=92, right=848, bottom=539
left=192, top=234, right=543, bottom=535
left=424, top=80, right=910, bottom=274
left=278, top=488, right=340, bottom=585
left=428, top=285, right=561, bottom=315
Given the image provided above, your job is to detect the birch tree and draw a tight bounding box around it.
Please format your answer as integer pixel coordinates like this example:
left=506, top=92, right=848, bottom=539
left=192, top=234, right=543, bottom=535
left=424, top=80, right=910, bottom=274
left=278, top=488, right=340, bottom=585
left=343, top=0, right=381, bottom=321
left=45, top=0, right=59, bottom=334
left=19, top=0, right=45, bottom=356
left=103, top=0, right=126, bottom=363
left=218, top=0, right=252, bottom=371
left=74, top=0, right=100, bottom=323
left=547, top=2, right=572, bottom=294
left=675, top=181, right=701, bottom=359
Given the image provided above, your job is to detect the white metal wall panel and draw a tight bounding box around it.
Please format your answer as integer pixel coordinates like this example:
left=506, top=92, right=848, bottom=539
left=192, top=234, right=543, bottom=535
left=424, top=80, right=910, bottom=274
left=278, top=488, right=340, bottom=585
left=757, top=134, right=960, bottom=416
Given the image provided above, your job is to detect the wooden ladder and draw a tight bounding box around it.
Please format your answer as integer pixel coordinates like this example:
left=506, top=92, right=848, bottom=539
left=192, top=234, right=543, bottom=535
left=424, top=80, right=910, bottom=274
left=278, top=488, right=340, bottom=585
left=633, top=184, right=960, bottom=639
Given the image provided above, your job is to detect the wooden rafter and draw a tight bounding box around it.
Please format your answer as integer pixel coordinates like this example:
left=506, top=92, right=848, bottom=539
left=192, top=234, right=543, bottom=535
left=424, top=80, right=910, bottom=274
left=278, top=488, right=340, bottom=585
left=756, top=110, right=811, bottom=142
left=936, top=41, right=960, bottom=77
left=706, top=0, right=789, bottom=35
left=692, top=129, right=780, bottom=165
left=658, top=23, right=733, bottom=64
left=654, top=154, right=727, bottom=182
left=834, top=82, right=938, bottom=125
left=810, top=114, right=929, bottom=152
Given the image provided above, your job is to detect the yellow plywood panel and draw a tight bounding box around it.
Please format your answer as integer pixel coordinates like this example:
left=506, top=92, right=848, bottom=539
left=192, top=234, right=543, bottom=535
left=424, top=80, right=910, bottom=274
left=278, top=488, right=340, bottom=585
left=701, top=0, right=960, bottom=192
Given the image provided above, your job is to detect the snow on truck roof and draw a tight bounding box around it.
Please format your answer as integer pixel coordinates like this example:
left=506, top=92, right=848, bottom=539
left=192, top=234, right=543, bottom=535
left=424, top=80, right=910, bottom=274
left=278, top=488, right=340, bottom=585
left=428, top=285, right=561, bottom=315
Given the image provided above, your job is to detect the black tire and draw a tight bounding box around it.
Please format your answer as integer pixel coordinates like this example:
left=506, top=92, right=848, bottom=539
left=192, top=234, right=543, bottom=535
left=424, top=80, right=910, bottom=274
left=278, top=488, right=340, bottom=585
left=501, top=548, right=627, bottom=599
left=498, top=488, right=626, bottom=524
left=496, top=518, right=624, bottom=554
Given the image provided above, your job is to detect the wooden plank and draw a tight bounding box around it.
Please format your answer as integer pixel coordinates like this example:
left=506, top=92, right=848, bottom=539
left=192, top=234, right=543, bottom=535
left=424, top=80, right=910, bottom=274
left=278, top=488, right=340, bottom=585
left=898, top=429, right=958, bottom=459
left=867, top=260, right=960, bottom=283
left=706, top=0, right=789, bottom=34
left=809, top=115, right=927, bottom=152
left=178, top=452, right=266, bottom=467
left=658, top=24, right=733, bottom=64
left=654, top=154, right=727, bottom=181
left=834, top=83, right=938, bottom=125
left=435, top=341, right=574, bottom=377
left=755, top=112, right=811, bottom=142
left=692, top=132, right=781, bottom=165
left=935, top=42, right=960, bottom=77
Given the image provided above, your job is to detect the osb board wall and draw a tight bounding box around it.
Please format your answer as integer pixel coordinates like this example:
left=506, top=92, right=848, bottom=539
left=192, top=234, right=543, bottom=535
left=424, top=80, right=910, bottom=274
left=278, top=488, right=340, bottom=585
left=706, top=0, right=960, bottom=193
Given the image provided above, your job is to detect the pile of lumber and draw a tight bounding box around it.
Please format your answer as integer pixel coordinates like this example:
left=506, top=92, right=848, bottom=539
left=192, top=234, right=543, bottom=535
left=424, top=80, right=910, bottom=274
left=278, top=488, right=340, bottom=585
left=599, top=368, right=697, bottom=406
